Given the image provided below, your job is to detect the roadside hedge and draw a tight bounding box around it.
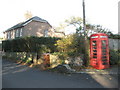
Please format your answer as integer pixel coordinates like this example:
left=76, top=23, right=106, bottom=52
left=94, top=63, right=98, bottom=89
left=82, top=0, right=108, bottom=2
left=2, top=36, right=60, bottom=53
left=108, top=34, right=120, bottom=39
left=109, top=49, right=120, bottom=65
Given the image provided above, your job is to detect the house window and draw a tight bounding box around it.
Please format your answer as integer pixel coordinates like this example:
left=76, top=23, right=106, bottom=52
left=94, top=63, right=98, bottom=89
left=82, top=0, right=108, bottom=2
left=16, top=29, right=19, bottom=37
left=7, top=32, right=10, bottom=39
left=13, top=30, right=15, bottom=39
left=4, top=32, right=7, bottom=39
left=20, top=28, right=23, bottom=37
left=10, top=31, right=12, bottom=39
left=44, top=29, right=48, bottom=37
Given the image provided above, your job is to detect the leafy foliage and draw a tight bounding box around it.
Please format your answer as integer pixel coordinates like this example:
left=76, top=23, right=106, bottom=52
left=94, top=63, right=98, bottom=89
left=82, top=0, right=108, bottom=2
left=108, top=34, right=120, bottom=39
left=24, top=11, right=33, bottom=20
left=2, top=36, right=60, bottom=53
left=109, top=49, right=120, bottom=65
left=57, top=16, right=113, bottom=37
left=65, top=16, right=83, bottom=27
left=55, top=34, right=89, bottom=60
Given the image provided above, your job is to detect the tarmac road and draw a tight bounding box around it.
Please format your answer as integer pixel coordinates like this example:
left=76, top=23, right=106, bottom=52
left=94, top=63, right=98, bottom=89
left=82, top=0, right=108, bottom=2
left=2, top=59, right=119, bottom=88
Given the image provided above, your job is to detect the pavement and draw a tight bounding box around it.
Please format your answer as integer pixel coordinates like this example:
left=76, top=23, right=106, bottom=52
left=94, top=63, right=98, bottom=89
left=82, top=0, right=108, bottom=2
left=1, top=59, right=119, bottom=88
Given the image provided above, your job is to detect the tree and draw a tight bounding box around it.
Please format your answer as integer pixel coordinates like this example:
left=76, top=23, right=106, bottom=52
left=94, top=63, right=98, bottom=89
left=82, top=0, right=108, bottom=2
left=65, top=16, right=83, bottom=34
left=85, top=24, right=113, bottom=36
left=65, top=16, right=83, bottom=27
left=56, top=16, right=112, bottom=37
left=55, top=18, right=90, bottom=67
left=55, top=16, right=113, bottom=67
left=54, top=23, right=67, bottom=32
left=24, top=11, right=33, bottom=20
left=55, top=34, right=86, bottom=64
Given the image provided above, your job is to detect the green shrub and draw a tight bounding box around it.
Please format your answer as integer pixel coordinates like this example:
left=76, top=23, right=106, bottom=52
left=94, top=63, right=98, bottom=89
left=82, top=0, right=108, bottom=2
left=2, top=36, right=60, bottom=53
left=55, top=34, right=86, bottom=55
left=108, top=34, right=120, bottom=39
left=109, top=49, right=120, bottom=65
left=55, top=34, right=89, bottom=64
left=52, top=52, right=66, bottom=64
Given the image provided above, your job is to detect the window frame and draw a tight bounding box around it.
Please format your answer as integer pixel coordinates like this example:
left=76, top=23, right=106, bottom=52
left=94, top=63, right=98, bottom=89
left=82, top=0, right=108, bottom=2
left=44, top=29, right=48, bottom=37
left=20, top=28, right=23, bottom=37
left=16, top=29, right=19, bottom=37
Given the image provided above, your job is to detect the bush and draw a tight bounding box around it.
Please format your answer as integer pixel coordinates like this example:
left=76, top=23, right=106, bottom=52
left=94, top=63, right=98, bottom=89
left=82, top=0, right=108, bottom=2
left=55, top=34, right=89, bottom=65
left=56, top=34, right=86, bottom=54
left=108, top=34, right=120, bottom=39
left=2, top=36, right=60, bottom=53
left=109, top=49, right=120, bottom=65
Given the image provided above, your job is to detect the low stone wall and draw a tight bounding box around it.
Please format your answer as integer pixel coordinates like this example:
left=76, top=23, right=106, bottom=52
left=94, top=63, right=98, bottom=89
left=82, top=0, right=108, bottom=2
left=3, top=52, right=37, bottom=64
left=109, top=39, right=120, bottom=50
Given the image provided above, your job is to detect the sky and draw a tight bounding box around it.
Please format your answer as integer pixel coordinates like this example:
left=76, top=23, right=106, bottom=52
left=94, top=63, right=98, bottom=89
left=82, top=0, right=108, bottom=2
left=0, top=0, right=119, bottom=37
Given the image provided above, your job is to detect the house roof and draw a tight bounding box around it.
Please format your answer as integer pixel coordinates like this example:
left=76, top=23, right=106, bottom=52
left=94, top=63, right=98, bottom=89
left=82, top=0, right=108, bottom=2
left=5, top=16, right=49, bottom=32
left=54, top=30, right=65, bottom=36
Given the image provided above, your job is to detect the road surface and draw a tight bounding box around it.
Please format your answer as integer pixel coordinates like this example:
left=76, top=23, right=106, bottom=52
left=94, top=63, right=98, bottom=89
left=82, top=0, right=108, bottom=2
left=2, top=59, right=119, bottom=88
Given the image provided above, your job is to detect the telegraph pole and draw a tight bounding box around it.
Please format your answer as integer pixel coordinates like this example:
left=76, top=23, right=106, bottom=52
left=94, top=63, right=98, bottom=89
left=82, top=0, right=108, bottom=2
left=82, top=0, right=89, bottom=66
left=83, top=0, right=86, bottom=37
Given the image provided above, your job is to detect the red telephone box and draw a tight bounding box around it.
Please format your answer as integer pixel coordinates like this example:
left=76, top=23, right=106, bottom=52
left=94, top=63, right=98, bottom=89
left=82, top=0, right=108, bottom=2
left=90, top=33, right=109, bottom=69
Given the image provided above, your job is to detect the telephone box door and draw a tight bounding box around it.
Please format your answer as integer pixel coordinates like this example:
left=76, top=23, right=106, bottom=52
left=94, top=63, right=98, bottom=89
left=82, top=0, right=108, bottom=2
left=90, top=37, right=98, bottom=68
